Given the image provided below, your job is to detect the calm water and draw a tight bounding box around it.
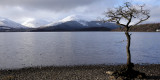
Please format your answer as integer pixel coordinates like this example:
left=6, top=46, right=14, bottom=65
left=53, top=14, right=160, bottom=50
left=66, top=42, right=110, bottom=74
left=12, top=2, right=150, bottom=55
left=0, top=32, right=160, bottom=69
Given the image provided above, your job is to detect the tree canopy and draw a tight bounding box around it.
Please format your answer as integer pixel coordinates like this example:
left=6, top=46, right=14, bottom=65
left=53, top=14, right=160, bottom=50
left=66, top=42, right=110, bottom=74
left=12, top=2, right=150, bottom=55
left=104, top=2, right=150, bottom=31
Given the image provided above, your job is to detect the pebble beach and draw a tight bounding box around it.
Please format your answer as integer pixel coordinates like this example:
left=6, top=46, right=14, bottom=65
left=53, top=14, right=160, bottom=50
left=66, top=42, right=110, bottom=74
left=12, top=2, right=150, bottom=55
left=0, top=64, right=160, bottom=80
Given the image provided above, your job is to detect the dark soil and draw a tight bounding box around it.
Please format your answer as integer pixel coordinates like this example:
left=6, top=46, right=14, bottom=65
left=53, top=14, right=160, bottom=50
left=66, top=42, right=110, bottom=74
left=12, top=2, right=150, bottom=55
left=0, top=64, right=160, bottom=80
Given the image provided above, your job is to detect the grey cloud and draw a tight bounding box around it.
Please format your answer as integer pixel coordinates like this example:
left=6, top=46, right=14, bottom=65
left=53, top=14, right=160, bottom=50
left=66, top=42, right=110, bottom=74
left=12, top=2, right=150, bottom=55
left=0, top=0, right=160, bottom=24
left=0, top=0, right=98, bottom=11
left=146, top=5, right=160, bottom=23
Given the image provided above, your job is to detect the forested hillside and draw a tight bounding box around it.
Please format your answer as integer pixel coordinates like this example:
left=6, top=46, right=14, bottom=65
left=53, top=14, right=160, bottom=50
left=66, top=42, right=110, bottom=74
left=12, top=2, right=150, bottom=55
left=113, top=23, right=160, bottom=32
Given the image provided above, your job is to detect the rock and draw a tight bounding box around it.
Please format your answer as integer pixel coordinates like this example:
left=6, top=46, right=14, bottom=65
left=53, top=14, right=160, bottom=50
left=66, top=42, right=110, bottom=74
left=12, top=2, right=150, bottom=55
left=137, top=74, right=143, bottom=79
left=108, top=76, right=125, bottom=80
left=117, top=77, right=125, bottom=80
left=137, top=72, right=146, bottom=79
left=108, top=76, right=116, bottom=80
left=1, top=75, right=15, bottom=80
left=106, top=71, right=114, bottom=75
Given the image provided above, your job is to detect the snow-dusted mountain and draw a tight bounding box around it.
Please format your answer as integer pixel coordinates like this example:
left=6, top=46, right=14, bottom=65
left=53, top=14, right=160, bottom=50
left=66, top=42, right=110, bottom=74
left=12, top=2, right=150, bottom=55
left=34, top=15, right=120, bottom=31
left=46, top=15, right=89, bottom=27
left=0, top=17, right=26, bottom=29
left=0, top=15, right=120, bottom=32
left=22, top=19, right=51, bottom=28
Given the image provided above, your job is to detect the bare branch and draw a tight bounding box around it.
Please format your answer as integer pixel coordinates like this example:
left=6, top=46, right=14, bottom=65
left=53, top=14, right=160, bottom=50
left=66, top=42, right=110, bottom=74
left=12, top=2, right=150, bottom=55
left=102, top=2, right=150, bottom=31
left=133, top=15, right=150, bottom=26
left=132, top=6, right=150, bottom=26
left=116, top=21, right=126, bottom=27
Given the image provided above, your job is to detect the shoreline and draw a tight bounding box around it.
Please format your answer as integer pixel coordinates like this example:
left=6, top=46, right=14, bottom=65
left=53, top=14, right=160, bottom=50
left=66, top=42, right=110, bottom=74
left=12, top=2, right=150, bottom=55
left=1, top=64, right=160, bottom=80
left=0, top=31, right=160, bottom=32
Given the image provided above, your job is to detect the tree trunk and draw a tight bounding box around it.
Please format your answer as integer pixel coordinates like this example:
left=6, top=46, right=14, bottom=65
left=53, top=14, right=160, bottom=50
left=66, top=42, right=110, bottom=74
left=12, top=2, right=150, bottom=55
left=125, top=31, right=131, bottom=66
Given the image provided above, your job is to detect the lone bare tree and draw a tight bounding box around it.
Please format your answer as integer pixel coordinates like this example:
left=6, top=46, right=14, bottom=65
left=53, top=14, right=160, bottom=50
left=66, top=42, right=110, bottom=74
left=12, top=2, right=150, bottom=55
left=104, top=2, right=150, bottom=79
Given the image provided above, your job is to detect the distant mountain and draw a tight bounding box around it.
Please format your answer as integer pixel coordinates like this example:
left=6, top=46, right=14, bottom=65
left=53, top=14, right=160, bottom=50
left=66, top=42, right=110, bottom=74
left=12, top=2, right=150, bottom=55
left=113, top=23, right=160, bottom=32
left=0, top=17, right=26, bottom=28
left=32, top=15, right=120, bottom=31
left=0, top=15, right=120, bottom=32
left=22, top=19, right=51, bottom=28
left=79, top=27, right=111, bottom=31
left=46, top=15, right=89, bottom=27
left=0, top=17, right=27, bottom=31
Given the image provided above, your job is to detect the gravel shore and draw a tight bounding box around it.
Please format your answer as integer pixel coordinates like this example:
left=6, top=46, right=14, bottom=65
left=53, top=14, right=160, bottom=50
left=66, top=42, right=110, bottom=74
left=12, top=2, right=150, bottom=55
left=0, top=64, right=160, bottom=80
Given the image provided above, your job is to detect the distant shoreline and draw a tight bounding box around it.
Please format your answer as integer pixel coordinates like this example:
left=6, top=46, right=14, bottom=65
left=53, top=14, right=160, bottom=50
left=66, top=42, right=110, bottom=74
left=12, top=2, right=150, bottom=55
left=1, top=64, right=160, bottom=80
left=0, top=31, right=159, bottom=32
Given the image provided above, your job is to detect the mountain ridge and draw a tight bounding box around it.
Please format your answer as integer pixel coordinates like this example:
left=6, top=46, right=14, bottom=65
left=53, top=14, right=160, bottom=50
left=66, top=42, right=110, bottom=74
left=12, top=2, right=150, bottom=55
left=0, top=17, right=27, bottom=29
left=113, top=23, right=160, bottom=32
left=33, top=20, right=119, bottom=31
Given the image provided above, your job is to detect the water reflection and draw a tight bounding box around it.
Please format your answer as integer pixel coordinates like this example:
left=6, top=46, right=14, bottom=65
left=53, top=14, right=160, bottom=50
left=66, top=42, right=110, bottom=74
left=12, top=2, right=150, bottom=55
left=0, top=32, right=159, bottom=69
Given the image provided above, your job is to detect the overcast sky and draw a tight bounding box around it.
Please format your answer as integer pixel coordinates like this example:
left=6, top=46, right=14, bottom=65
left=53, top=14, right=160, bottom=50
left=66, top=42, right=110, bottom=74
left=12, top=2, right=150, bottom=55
left=0, top=0, right=160, bottom=24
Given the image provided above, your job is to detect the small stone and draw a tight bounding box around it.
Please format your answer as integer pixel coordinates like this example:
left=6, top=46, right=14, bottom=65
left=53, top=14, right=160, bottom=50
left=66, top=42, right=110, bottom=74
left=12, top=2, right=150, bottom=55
left=2, top=75, right=15, bottom=80
left=137, top=74, right=143, bottom=79
left=106, top=71, right=114, bottom=75
left=137, top=73, right=146, bottom=79
left=117, top=77, right=124, bottom=80
left=108, top=76, right=116, bottom=80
